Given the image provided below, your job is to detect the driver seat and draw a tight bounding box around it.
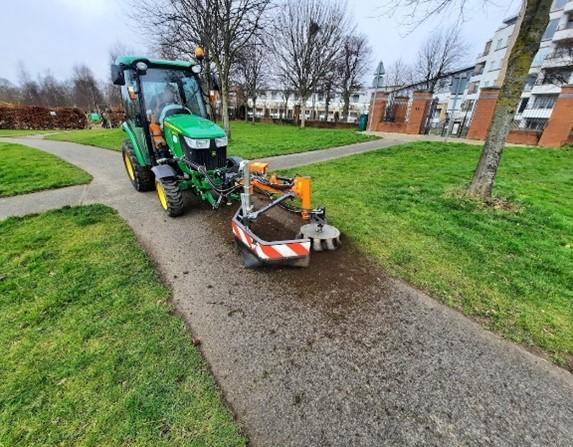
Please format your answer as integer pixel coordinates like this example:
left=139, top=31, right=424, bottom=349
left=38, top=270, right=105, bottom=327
left=149, top=122, right=166, bottom=150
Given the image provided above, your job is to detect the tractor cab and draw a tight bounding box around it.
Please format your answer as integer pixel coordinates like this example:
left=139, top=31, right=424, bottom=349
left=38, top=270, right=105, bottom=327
left=112, top=56, right=236, bottom=213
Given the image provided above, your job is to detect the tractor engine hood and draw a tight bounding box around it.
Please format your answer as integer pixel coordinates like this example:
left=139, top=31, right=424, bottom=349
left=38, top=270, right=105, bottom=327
left=163, top=114, right=226, bottom=140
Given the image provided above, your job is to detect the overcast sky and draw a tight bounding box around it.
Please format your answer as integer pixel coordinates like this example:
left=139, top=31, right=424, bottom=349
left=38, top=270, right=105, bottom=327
left=1, top=0, right=520, bottom=85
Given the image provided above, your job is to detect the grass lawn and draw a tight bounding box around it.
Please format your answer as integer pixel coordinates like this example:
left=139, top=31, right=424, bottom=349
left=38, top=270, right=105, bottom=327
left=291, top=142, right=573, bottom=368
left=0, top=205, right=246, bottom=446
left=47, top=121, right=376, bottom=158
left=0, top=142, right=91, bottom=197
left=47, top=128, right=124, bottom=150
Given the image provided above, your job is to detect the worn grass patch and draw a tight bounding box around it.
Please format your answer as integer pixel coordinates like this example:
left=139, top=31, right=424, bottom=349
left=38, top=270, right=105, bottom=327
left=0, top=205, right=246, bottom=446
left=47, top=121, right=376, bottom=158
left=0, top=142, right=91, bottom=197
left=288, top=142, right=573, bottom=367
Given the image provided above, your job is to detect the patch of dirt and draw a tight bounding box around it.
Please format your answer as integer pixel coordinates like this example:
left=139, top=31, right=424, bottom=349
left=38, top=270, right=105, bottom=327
left=209, top=194, right=392, bottom=313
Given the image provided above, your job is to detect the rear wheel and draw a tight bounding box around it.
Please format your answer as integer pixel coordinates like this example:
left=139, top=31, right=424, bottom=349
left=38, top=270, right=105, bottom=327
left=122, top=139, right=154, bottom=191
left=155, top=178, right=184, bottom=217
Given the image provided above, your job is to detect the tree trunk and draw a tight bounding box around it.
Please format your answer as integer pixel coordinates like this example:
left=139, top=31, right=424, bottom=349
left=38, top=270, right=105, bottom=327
left=324, top=95, right=330, bottom=122
left=468, top=0, right=551, bottom=198
left=252, top=98, right=256, bottom=124
left=203, top=57, right=214, bottom=119
left=220, top=82, right=231, bottom=137
left=342, top=93, right=350, bottom=122
left=300, top=101, right=306, bottom=128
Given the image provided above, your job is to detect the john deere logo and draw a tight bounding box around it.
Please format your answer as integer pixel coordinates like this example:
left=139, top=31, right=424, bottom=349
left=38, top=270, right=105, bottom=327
left=211, top=150, right=217, bottom=157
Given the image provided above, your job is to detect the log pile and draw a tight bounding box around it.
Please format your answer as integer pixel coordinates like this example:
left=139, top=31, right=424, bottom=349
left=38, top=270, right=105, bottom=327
left=0, top=104, right=87, bottom=130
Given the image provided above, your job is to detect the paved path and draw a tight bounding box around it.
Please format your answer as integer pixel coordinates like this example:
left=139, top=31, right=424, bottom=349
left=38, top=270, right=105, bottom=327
left=0, top=184, right=88, bottom=219
left=260, top=137, right=405, bottom=170
left=2, top=137, right=573, bottom=447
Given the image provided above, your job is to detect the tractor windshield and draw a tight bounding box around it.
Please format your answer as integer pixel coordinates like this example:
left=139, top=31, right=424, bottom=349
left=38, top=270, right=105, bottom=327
left=141, top=68, right=207, bottom=122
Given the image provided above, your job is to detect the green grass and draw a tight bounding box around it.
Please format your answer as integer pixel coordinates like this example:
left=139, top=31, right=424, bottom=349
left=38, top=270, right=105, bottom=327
left=226, top=121, right=376, bottom=159
left=290, top=142, right=573, bottom=367
left=47, top=121, right=376, bottom=158
left=0, top=142, right=91, bottom=197
left=0, top=129, right=48, bottom=137
left=47, top=128, right=124, bottom=150
left=0, top=205, right=246, bottom=446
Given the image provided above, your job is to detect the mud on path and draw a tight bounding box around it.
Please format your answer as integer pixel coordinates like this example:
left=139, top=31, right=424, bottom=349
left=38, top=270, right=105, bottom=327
left=211, top=194, right=397, bottom=316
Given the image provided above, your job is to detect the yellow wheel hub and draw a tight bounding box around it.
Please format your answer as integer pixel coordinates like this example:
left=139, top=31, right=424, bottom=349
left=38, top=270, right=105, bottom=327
left=156, top=181, right=168, bottom=210
left=124, top=152, right=135, bottom=181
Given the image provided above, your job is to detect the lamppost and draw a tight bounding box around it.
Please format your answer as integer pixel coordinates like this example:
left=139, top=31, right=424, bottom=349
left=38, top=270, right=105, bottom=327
left=368, top=61, right=385, bottom=132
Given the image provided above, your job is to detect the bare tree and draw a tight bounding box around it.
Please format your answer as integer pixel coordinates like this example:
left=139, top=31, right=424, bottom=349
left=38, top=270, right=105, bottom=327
left=415, top=26, right=467, bottom=91
left=38, top=73, right=71, bottom=107
left=17, top=63, right=42, bottom=106
left=233, top=37, right=268, bottom=123
left=384, top=58, right=414, bottom=88
left=316, top=67, right=338, bottom=122
left=271, top=0, right=348, bottom=128
left=339, top=33, right=371, bottom=122
left=71, top=65, right=104, bottom=112
left=0, top=78, right=21, bottom=104
left=134, top=0, right=271, bottom=136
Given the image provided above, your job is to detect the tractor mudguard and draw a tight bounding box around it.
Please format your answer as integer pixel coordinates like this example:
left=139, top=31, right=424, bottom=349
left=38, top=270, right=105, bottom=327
left=122, top=122, right=147, bottom=166
left=151, top=165, right=178, bottom=180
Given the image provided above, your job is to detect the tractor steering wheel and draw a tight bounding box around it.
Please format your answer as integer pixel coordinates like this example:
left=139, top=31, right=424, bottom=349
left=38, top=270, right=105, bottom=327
left=159, top=104, right=192, bottom=129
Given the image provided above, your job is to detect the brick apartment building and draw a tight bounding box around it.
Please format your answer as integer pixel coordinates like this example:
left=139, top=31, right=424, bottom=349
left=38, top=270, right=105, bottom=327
left=368, top=0, right=573, bottom=146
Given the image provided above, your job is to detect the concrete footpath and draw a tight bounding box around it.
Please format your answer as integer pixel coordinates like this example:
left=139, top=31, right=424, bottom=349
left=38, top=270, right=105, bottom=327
left=1, top=137, right=572, bottom=447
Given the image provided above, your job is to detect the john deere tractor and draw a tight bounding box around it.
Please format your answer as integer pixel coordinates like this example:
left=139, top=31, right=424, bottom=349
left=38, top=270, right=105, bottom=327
left=111, top=54, right=340, bottom=267
left=111, top=54, right=242, bottom=216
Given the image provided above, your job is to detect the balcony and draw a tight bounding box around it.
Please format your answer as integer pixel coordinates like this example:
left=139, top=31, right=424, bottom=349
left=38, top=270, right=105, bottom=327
left=521, top=108, right=553, bottom=119
left=531, top=84, right=562, bottom=95
left=543, top=51, right=573, bottom=68
left=553, top=22, right=573, bottom=41
left=565, top=1, right=573, bottom=13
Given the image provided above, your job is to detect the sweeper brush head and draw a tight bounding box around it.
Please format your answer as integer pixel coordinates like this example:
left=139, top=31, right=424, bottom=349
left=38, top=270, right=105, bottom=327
left=298, top=223, right=341, bottom=252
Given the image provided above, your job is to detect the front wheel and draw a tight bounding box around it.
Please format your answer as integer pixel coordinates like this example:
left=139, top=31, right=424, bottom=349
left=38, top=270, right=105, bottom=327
left=155, top=178, right=184, bottom=217
left=122, top=139, right=154, bottom=191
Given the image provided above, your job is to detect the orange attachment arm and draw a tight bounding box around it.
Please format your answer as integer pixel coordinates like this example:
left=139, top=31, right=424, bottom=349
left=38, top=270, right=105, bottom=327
left=249, top=162, right=269, bottom=174
left=292, top=176, right=312, bottom=221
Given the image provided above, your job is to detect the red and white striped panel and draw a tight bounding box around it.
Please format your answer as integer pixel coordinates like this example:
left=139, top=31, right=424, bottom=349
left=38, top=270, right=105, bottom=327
left=232, top=221, right=310, bottom=261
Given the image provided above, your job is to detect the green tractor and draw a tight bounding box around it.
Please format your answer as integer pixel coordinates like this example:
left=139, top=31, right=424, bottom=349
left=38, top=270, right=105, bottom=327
left=111, top=54, right=340, bottom=267
left=111, top=55, right=241, bottom=216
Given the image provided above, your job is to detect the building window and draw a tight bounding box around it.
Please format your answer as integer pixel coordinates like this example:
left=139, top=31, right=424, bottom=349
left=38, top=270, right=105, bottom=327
left=523, top=73, right=538, bottom=91
left=542, top=19, right=559, bottom=41
left=467, top=82, right=479, bottom=94
left=352, top=94, right=360, bottom=102
left=517, top=97, right=529, bottom=113
left=461, top=99, right=475, bottom=111
left=532, top=94, right=558, bottom=109
left=532, top=47, right=550, bottom=66
left=482, top=40, right=492, bottom=56
left=496, top=39, right=504, bottom=50
left=525, top=118, right=548, bottom=130
left=551, top=0, right=567, bottom=10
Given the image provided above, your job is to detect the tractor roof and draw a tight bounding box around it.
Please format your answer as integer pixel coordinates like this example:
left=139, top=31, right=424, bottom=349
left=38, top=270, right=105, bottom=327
left=115, top=56, right=197, bottom=70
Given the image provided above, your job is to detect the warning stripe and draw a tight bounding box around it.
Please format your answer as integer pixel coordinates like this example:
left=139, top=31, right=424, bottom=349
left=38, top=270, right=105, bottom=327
left=232, top=221, right=310, bottom=260
left=286, top=242, right=310, bottom=256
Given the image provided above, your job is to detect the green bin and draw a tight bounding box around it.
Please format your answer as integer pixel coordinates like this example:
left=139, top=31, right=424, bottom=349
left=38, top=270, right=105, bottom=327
left=358, top=113, right=368, bottom=131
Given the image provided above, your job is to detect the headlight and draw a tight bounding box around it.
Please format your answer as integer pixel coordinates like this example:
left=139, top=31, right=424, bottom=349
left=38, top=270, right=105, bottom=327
left=184, top=136, right=210, bottom=149
left=215, top=136, right=228, bottom=147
